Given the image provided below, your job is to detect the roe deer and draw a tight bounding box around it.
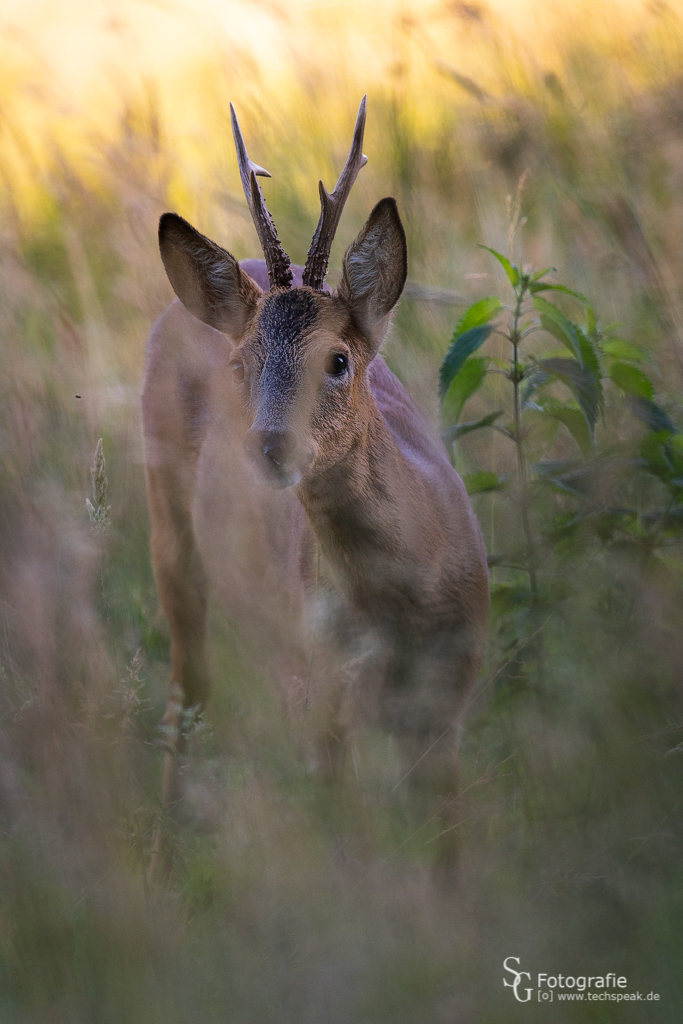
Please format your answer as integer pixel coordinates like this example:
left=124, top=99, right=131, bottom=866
left=143, top=97, right=489, bottom=876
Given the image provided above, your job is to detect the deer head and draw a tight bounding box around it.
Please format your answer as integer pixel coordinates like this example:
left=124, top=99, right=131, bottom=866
left=158, top=98, right=407, bottom=489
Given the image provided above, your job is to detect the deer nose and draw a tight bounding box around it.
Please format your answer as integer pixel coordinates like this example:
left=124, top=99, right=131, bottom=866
left=245, top=429, right=295, bottom=476
left=261, top=431, right=289, bottom=468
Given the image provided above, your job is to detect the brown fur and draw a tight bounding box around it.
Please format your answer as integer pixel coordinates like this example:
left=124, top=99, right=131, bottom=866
left=143, top=200, right=489, bottom=877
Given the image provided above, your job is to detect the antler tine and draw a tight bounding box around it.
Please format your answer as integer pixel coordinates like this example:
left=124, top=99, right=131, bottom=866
left=230, top=102, right=293, bottom=290
left=302, top=95, right=368, bottom=291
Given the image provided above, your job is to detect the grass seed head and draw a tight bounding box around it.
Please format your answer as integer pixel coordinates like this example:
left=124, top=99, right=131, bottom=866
left=86, top=437, right=112, bottom=536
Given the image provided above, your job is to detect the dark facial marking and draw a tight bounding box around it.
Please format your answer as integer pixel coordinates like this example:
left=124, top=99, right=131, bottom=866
left=253, top=289, right=320, bottom=397
left=245, top=290, right=323, bottom=481
left=256, top=289, right=319, bottom=355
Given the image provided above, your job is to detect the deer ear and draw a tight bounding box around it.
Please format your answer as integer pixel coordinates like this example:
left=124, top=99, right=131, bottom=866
left=337, top=197, right=407, bottom=350
left=158, top=213, right=262, bottom=338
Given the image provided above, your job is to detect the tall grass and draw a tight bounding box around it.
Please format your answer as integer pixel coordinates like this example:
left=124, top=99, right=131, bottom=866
left=1, top=2, right=683, bottom=1020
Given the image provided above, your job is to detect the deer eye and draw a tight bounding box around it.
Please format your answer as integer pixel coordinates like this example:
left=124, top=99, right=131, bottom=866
left=327, top=352, right=349, bottom=377
left=230, top=360, right=245, bottom=382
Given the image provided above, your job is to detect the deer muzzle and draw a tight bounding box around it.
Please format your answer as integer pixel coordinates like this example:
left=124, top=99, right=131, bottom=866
left=244, top=428, right=305, bottom=489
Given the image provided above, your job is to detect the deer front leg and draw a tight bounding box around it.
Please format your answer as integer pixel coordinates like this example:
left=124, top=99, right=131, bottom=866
left=395, top=724, right=463, bottom=883
left=388, top=635, right=475, bottom=884
left=147, top=473, right=210, bottom=881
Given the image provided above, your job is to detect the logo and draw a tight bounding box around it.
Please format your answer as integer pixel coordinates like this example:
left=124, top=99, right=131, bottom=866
left=503, top=957, right=532, bottom=1002
left=502, top=959, right=659, bottom=1004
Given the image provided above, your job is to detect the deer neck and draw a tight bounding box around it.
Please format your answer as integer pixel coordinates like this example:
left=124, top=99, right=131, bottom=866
left=297, top=393, right=406, bottom=588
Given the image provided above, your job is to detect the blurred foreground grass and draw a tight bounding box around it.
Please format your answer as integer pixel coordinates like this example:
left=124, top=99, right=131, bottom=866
left=1, top=1, right=683, bottom=1021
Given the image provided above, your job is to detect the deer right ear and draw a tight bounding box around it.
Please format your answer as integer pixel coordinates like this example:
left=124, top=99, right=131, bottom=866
left=337, top=197, right=407, bottom=351
left=158, top=213, right=262, bottom=338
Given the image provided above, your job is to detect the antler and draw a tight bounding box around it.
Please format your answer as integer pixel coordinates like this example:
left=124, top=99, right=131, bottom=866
left=302, top=96, right=368, bottom=291
left=230, top=103, right=293, bottom=290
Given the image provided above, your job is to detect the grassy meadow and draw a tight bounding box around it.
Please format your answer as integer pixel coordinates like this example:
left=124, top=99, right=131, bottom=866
left=1, top=0, right=683, bottom=1020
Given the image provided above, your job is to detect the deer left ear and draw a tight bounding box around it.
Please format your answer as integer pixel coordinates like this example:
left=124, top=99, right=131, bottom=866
left=158, top=212, right=262, bottom=339
left=337, top=197, right=407, bottom=352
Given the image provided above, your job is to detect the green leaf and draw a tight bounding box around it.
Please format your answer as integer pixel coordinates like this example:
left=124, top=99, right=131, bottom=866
left=529, top=283, right=591, bottom=307
left=530, top=266, right=556, bottom=283
left=454, top=296, right=503, bottom=335
left=442, top=357, right=489, bottom=422
left=521, top=367, right=551, bottom=406
left=541, top=400, right=593, bottom=457
left=628, top=397, right=677, bottom=434
left=642, top=506, right=683, bottom=532
left=533, top=295, right=582, bottom=363
left=486, top=553, right=527, bottom=569
left=438, top=296, right=502, bottom=401
left=532, top=296, right=601, bottom=377
left=479, top=245, right=519, bottom=286
left=462, top=470, right=509, bottom=495
left=439, top=325, right=493, bottom=399
left=536, top=461, right=605, bottom=504
left=640, top=431, right=676, bottom=481
left=601, top=339, right=650, bottom=364
left=533, top=297, right=603, bottom=415
left=489, top=582, right=532, bottom=615
left=537, top=357, right=601, bottom=432
left=535, top=459, right=583, bottom=479
left=575, top=324, right=602, bottom=382
left=442, top=410, right=504, bottom=442
left=610, top=362, right=654, bottom=400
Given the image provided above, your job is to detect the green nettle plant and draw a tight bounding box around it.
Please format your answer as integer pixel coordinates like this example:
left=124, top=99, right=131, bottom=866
left=439, top=240, right=683, bottom=659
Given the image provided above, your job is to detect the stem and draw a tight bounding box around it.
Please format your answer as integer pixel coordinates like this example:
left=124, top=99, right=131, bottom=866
left=100, top=550, right=120, bottom=682
left=509, top=279, right=546, bottom=688
left=509, top=284, right=539, bottom=605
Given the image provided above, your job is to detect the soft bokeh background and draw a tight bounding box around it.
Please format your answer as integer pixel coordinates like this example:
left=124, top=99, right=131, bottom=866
left=2, top=0, right=683, bottom=1021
